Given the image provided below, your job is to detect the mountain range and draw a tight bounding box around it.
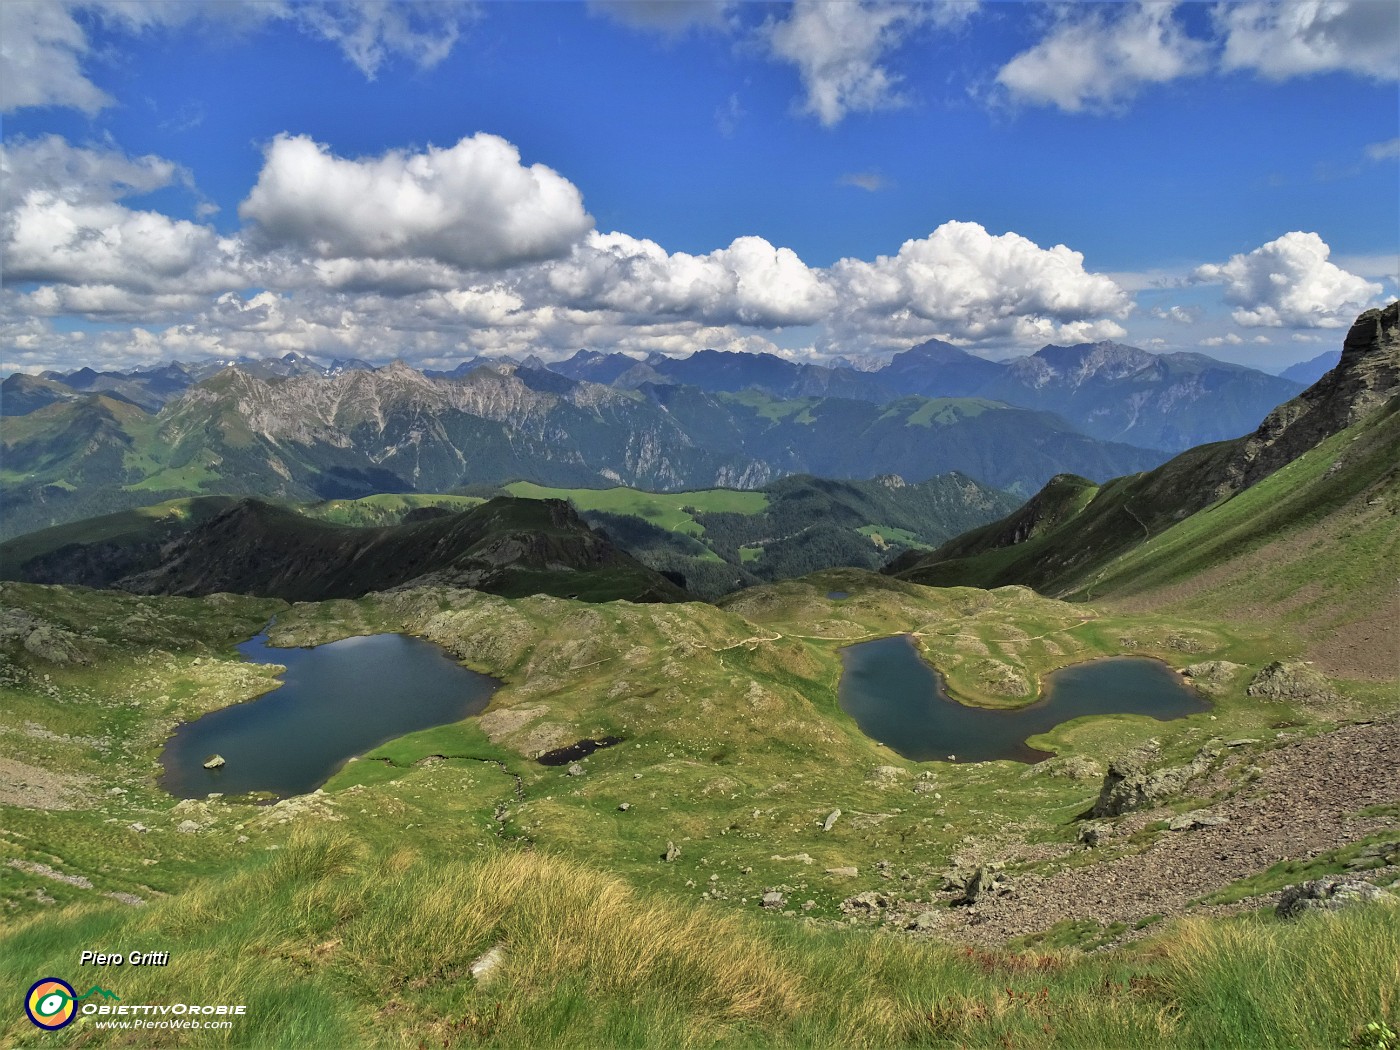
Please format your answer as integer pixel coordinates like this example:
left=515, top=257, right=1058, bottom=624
left=0, top=359, right=1169, bottom=539
left=5, top=338, right=1304, bottom=456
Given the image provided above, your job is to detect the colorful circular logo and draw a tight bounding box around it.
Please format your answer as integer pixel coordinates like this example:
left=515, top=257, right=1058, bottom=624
left=26, top=978, right=77, bottom=1030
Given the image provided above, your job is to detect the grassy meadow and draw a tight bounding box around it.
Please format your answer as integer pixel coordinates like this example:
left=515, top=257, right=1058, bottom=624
left=1, top=571, right=1396, bottom=1047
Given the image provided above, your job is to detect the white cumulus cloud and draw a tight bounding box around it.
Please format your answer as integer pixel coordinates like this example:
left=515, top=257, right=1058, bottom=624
left=1, top=137, right=245, bottom=306
left=239, top=133, right=594, bottom=272
left=826, top=220, right=1131, bottom=347
left=1193, top=231, right=1383, bottom=328
left=543, top=230, right=836, bottom=327
left=996, top=2, right=1208, bottom=113
left=1216, top=0, right=1400, bottom=81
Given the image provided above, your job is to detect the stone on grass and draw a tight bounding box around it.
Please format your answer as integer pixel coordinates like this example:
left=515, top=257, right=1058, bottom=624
left=822, top=808, right=841, bottom=832
left=469, top=946, right=505, bottom=983
left=1276, top=878, right=1397, bottom=918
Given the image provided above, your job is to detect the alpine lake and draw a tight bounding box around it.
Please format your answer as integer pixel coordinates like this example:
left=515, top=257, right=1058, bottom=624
left=838, top=634, right=1212, bottom=763
left=159, top=630, right=500, bottom=798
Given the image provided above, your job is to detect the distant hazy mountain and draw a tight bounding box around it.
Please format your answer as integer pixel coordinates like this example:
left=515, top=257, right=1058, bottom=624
left=1279, top=350, right=1342, bottom=385
left=0, top=361, right=1168, bottom=539
left=545, top=338, right=1303, bottom=453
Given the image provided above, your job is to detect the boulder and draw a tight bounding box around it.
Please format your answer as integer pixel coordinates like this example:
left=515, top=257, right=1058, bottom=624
left=202, top=754, right=226, bottom=770
left=822, top=808, right=842, bottom=832
left=761, top=890, right=786, bottom=909
left=1024, top=755, right=1104, bottom=781
left=566, top=763, right=585, bottom=776
left=1078, top=823, right=1110, bottom=847
left=663, top=840, right=680, bottom=862
left=469, top=946, right=505, bottom=983
left=1168, top=810, right=1229, bottom=832
left=841, top=890, right=890, bottom=913
left=1180, top=661, right=1245, bottom=693
left=960, top=864, right=1006, bottom=905
left=825, top=866, right=859, bottom=878
left=865, top=765, right=908, bottom=788
left=1276, top=878, right=1397, bottom=918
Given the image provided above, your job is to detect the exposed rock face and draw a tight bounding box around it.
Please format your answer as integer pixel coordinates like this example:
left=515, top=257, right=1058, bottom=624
left=1090, top=742, right=1222, bottom=818
left=1217, top=302, right=1400, bottom=499
left=1246, top=661, right=1340, bottom=705
left=1276, top=878, right=1397, bottom=918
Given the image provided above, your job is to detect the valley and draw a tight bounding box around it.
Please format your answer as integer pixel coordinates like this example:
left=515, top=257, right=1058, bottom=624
left=1, top=303, right=1397, bottom=1048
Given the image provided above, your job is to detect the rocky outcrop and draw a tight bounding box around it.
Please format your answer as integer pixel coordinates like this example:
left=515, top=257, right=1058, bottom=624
left=1246, top=661, right=1340, bottom=705
left=1215, top=302, right=1399, bottom=499
left=1181, top=661, right=1245, bottom=694
left=1090, top=742, right=1222, bottom=818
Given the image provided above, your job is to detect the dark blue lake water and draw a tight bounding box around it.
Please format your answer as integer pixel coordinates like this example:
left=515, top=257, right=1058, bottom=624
left=159, top=632, right=500, bottom=798
left=837, top=635, right=1210, bottom=763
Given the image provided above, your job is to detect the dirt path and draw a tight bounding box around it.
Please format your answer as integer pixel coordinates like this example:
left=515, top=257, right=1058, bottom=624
left=943, top=716, right=1400, bottom=944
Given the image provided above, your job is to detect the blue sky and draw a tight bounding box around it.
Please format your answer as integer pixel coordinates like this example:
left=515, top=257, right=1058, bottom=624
left=2, top=0, right=1397, bottom=374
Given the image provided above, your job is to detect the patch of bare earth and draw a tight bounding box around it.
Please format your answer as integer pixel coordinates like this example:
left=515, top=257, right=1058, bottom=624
left=0, top=756, right=95, bottom=810
left=942, top=716, right=1400, bottom=945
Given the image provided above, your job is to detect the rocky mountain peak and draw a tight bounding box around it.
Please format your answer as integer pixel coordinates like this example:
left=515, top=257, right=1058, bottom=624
left=1215, top=300, right=1398, bottom=497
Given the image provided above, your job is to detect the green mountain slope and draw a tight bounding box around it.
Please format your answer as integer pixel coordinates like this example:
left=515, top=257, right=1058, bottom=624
left=890, top=303, right=1400, bottom=649
left=1083, top=397, right=1399, bottom=679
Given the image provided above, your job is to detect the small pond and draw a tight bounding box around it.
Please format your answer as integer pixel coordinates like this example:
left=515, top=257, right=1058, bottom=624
left=159, top=631, right=500, bottom=798
left=837, top=635, right=1210, bottom=764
